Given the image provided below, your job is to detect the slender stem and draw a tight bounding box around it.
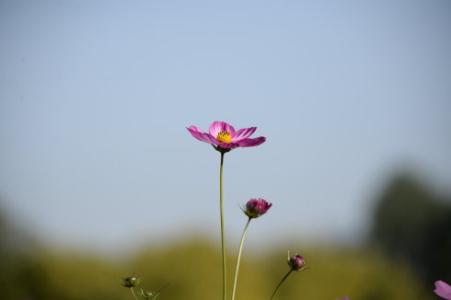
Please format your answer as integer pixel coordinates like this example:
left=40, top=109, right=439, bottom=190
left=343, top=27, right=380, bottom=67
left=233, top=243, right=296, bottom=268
left=219, top=152, right=227, bottom=300
left=231, top=217, right=252, bottom=300
left=270, top=269, right=293, bottom=300
left=130, top=288, right=139, bottom=300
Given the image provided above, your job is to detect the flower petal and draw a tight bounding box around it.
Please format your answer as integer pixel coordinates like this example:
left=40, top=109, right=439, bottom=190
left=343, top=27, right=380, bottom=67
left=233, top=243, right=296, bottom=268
left=236, top=136, right=266, bottom=147
left=435, top=280, right=451, bottom=300
left=232, top=127, right=257, bottom=142
left=209, top=121, right=235, bottom=137
left=187, top=126, right=218, bottom=145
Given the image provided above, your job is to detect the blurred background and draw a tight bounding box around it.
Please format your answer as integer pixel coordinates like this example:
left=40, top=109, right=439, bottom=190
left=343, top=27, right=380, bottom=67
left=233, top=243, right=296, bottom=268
left=1, top=0, right=450, bottom=299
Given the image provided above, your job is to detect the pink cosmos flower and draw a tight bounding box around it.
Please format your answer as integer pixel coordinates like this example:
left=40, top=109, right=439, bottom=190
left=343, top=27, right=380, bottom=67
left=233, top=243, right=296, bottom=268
left=288, top=254, right=305, bottom=271
left=187, top=121, right=266, bottom=152
left=434, top=280, right=451, bottom=300
left=244, top=198, right=272, bottom=219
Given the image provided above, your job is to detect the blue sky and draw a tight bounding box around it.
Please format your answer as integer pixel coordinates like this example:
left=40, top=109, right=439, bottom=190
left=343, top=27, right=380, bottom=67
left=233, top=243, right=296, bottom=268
left=1, top=0, right=450, bottom=252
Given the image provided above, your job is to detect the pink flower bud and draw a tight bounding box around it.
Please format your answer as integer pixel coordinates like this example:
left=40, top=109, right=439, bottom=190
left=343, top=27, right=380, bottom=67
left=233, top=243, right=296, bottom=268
left=244, top=198, right=272, bottom=218
left=288, top=254, right=305, bottom=271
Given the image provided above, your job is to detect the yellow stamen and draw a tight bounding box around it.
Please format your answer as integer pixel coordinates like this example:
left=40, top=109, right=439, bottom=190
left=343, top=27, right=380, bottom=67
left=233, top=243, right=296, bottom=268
left=217, top=131, right=232, bottom=143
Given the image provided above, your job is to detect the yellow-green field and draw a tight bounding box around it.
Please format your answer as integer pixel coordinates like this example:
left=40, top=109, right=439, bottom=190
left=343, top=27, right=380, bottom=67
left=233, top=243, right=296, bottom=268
left=1, top=238, right=432, bottom=300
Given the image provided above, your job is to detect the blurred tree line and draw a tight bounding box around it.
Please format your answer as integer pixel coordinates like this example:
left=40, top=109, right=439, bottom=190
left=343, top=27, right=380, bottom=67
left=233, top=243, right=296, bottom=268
left=1, top=171, right=449, bottom=300
left=369, top=172, right=451, bottom=287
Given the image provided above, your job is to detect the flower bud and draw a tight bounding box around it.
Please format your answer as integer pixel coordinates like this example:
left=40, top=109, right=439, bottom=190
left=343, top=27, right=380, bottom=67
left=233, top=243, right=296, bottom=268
left=287, top=254, right=305, bottom=271
left=141, top=290, right=159, bottom=300
left=122, top=276, right=140, bottom=288
left=244, top=198, right=272, bottom=218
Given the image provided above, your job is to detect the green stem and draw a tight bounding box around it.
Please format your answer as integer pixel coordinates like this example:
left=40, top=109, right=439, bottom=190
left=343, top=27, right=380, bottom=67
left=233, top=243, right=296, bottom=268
left=130, top=287, right=139, bottom=300
left=270, top=269, right=293, bottom=300
left=231, top=217, right=252, bottom=300
left=219, top=152, right=227, bottom=300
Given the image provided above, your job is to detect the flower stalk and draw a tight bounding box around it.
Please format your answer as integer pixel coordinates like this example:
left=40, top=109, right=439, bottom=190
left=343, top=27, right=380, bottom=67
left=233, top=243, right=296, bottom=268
left=219, top=151, right=227, bottom=300
left=130, top=287, right=139, bottom=300
left=270, top=269, right=293, bottom=300
left=231, top=217, right=252, bottom=300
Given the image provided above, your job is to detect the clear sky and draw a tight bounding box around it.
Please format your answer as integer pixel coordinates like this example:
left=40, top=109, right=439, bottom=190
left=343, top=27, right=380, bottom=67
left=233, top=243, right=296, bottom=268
left=1, top=0, right=450, bottom=253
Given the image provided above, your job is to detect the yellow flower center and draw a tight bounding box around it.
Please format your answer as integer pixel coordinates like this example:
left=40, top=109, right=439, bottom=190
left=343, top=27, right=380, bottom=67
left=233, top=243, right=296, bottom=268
left=216, top=131, right=232, bottom=143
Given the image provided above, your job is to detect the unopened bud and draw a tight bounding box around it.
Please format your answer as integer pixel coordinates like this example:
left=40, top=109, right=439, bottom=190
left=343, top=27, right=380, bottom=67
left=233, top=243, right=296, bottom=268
left=122, top=276, right=140, bottom=288
left=141, top=290, right=159, bottom=300
left=244, top=198, right=272, bottom=218
left=287, top=254, right=305, bottom=271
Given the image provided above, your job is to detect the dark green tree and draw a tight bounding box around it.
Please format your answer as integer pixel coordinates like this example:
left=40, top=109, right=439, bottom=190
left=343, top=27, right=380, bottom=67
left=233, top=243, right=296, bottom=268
left=370, top=173, right=451, bottom=285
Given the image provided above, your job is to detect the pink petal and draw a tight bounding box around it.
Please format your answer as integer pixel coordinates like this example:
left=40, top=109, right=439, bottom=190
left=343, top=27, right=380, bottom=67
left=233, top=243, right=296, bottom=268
left=209, top=121, right=235, bottom=137
left=232, top=127, right=257, bottom=142
left=236, top=136, right=266, bottom=147
left=187, top=126, right=218, bottom=145
left=435, top=280, right=451, bottom=300
left=187, top=125, right=203, bottom=133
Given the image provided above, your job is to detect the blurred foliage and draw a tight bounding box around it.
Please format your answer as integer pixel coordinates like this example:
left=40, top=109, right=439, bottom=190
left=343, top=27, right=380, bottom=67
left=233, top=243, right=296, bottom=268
left=369, top=173, right=451, bottom=286
left=0, top=237, right=433, bottom=300
left=2, top=171, right=449, bottom=300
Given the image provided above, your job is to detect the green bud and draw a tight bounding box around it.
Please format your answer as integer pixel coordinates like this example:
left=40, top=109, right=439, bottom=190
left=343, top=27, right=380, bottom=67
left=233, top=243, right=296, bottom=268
left=141, top=290, right=152, bottom=299
left=122, top=276, right=140, bottom=288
